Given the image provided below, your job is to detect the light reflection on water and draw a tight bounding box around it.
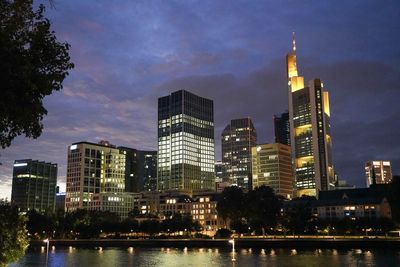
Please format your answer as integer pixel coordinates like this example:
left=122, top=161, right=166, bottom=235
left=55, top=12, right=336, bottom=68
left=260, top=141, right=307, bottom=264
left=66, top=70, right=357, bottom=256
left=9, top=247, right=400, bottom=267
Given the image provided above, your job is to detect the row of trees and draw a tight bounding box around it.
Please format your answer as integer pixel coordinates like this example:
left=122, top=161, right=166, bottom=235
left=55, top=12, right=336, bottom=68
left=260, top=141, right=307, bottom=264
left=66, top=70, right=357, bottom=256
left=217, top=185, right=282, bottom=234
left=27, top=209, right=202, bottom=239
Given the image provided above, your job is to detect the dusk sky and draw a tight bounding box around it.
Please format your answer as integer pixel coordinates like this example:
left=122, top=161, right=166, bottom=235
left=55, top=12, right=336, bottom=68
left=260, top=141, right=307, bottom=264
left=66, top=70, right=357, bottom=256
left=1, top=0, right=400, bottom=199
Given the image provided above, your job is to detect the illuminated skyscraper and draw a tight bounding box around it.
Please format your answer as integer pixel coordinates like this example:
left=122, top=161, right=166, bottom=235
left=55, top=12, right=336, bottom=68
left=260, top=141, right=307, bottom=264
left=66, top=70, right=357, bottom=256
left=221, top=118, right=257, bottom=190
left=11, top=159, right=57, bottom=212
left=157, top=90, right=215, bottom=192
left=65, top=141, right=133, bottom=218
left=287, top=34, right=335, bottom=197
left=365, top=160, right=393, bottom=187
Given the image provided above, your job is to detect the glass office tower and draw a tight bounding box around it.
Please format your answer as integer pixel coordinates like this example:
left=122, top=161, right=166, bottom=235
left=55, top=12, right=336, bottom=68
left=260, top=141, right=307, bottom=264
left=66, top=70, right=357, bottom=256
left=287, top=34, right=335, bottom=197
left=11, top=159, right=57, bottom=212
left=221, top=118, right=257, bottom=190
left=65, top=141, right=134, bottom=218
left=274, top=111, right=290, bottom=145
left=157, top=90, right=215, bottom=192
left=118, top=146, right=157, bottom=192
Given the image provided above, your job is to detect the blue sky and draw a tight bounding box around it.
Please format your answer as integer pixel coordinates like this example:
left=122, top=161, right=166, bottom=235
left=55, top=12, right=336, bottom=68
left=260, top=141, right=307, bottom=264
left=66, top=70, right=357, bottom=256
left=1, top=0, right=400, bottom=199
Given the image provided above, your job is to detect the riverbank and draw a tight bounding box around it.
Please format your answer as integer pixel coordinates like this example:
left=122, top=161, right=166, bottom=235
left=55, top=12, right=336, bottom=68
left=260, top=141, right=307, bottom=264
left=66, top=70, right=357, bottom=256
left=30, top=237, right=400, bottom=249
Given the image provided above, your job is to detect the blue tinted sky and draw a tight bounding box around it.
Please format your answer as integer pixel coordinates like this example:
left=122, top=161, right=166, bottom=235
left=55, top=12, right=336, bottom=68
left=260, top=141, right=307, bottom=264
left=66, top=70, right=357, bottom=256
left=1, top=0, right=400, bottom=198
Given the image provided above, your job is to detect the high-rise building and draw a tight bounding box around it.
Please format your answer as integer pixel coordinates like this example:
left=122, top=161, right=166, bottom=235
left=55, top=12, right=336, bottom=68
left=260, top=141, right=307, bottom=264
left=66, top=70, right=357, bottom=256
left=365, top=160, right=393, bottom=187
left=221, top=118, right=257, bottom=190
left=274, top=111, right=290, bottom=145
left=118, top=147, right=157, bottom=192
left=287, top=34, right=335, bottom=197
left=215, top=161, right=224, bottom=183
left=65, top=141, right=133, bottom=218
left=251, top=143, right=294, bottom=199
left=157, top=90, right=215, bottom=192
left=11, top=159, right=57, bottom=212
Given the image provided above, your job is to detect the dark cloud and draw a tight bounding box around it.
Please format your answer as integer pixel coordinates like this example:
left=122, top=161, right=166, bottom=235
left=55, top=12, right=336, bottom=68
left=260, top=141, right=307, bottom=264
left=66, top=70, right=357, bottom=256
left=1, top=0, right=400, bottom=198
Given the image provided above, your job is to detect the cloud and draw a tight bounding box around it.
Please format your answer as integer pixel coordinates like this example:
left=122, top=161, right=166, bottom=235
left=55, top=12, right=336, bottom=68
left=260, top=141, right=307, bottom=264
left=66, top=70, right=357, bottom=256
left=1, top=0, right=400, bottom=199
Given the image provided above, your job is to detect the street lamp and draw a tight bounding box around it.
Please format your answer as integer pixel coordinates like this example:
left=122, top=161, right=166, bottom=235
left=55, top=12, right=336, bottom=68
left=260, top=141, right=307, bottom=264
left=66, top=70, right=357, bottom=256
left=43, top=238, right=49, bottom=267
left=228, top=239, right=236, bottom=262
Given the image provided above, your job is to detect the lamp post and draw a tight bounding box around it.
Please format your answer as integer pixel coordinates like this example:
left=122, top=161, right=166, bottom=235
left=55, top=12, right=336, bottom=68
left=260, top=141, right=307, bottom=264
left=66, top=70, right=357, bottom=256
left=228, top=239, right=236, bottom=262
left=43, top=238, right=49, bottom=267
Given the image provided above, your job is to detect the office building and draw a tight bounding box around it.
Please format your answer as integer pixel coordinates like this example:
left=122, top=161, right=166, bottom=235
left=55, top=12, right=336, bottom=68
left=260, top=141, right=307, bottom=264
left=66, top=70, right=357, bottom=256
left=56, top=192, right=66, bottom=211
left=365, top=160, right=393, bottom=187
left=118, top=147, right=157, bottom=192
left=287, top=34, right=335, bottom=197
left=157, top=90, right=215, bottom=192
left=11, top=159, right=57, bottom=212
left=274, top=111, right=290, bottom=145
left=221, top=118, right=257, bottom=190
left=132, top=191, right=223, bottom=235
left=251, top=143, right=294, bottom=199
left=65, top=141, right=133, bottom=218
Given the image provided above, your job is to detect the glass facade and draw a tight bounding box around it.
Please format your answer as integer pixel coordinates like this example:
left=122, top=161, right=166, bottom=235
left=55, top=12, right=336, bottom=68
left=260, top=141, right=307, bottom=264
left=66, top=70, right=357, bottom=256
left=274, top=112, right=290, bottom=145
left=287, top=38, right=335, bottom=197
left=251, top=143, right=294, bottom=199
left=157, top=90, right=215, bottom=192
left=221, top=118, right=257, bottom=190
left=11, top=159, right=57, bottom=212
left=119, top=147, right=157, bottom=192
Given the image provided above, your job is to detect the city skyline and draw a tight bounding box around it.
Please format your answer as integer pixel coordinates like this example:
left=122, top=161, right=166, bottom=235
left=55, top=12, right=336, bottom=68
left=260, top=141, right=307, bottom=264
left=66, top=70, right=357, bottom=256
left=1, top=1, right=400, bottom=199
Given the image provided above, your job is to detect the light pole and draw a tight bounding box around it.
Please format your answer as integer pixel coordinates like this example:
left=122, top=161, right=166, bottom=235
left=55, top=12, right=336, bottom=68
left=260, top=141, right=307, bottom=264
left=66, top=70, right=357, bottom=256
left=43, top=238, right=49, bottom=267
left=228, top=239, right=236, bottom=262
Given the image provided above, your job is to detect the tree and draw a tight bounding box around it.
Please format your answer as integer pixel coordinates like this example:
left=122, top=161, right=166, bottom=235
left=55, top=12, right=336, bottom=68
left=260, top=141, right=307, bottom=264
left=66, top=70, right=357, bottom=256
left=389, top=176, right=400, bottom=223
left=216, top=186, right=244, bottom=226
left=245, top=186, right=282, bottom=232
left=0, top=0, right=74, bottom=148
left=282, top=196, right=315, bottom=235
left=0, top=204, right=29, bottom=267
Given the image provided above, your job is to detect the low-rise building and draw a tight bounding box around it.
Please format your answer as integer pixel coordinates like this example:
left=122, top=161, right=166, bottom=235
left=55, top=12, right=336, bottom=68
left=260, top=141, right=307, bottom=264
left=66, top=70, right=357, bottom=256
left=284, top=186, right=392, bottom=220
left=190, top=192, right=222, bottom=234
left=130, top=191, right=223, bottom=235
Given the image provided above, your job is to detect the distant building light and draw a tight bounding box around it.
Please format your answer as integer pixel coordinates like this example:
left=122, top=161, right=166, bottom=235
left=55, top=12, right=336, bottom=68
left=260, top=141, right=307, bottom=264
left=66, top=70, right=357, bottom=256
left=70, top=144, right=77, bottom=150
left=14, top=163, right=28, bottom=167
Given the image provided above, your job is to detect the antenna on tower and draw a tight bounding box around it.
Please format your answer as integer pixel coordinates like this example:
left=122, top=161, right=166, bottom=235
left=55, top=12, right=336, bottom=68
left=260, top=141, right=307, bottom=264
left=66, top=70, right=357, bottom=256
left=292, top=32, right=296, bottom=52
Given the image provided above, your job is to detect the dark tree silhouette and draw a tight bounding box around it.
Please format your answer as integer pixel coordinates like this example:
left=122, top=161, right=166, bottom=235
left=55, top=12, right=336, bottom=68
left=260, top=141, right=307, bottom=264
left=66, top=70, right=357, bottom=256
left=0, top=0, right=74, bottom=148
left=216, top=186, right=244, bottom=225
left=245, top=186, right=282, bottom=231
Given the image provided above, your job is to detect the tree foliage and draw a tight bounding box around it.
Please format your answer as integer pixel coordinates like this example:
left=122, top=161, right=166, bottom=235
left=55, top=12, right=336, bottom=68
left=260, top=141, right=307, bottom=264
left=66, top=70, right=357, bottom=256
left=216, top=186, right=244, bottom=224
left=389, top=175, right=400, bottom=223
left=281, top=196, right=315, bottom=235
left=0, top=0, right=74, bottom=148
left=245, top=186, right=282, bottom=230
left=0, top=204, right=29, bottom=267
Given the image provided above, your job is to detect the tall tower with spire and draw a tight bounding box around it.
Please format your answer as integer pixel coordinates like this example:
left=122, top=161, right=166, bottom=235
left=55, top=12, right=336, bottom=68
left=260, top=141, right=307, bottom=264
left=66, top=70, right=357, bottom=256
left=287, top=34, right=335, bottom=197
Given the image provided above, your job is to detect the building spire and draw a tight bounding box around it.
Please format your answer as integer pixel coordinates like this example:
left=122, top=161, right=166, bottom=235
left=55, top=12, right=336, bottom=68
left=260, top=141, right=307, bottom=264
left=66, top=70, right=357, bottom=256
left=292, top=32, right=296, bottom=52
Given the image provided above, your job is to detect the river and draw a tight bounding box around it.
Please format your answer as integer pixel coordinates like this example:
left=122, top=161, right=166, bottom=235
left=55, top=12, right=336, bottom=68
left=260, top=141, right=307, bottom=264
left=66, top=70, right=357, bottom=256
left=9, top=247, right=400, bottom=267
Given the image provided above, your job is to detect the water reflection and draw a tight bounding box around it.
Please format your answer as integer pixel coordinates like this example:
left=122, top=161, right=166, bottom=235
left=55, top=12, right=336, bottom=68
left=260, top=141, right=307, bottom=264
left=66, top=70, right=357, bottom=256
left=9, top=247, right=400, bottom=267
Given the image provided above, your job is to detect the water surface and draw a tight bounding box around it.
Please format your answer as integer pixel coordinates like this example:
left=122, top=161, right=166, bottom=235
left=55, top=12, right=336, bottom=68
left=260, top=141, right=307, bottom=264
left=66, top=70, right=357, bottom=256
left=9, top=247, right=400, bottom=267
